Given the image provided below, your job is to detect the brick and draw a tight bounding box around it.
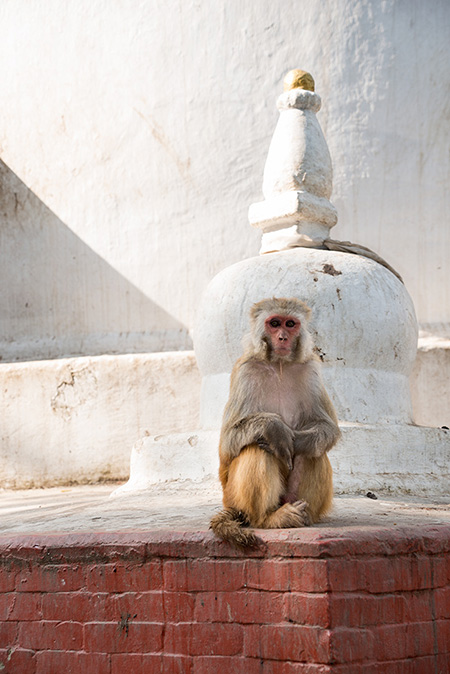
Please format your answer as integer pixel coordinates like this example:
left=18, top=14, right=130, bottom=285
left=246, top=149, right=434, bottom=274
left=42, top=591, right=110, bottom=622
left=340, top=657, right=447, bottom=674
left=113, top=591, right=164, bottom=623
left=41, top=590, right=164, bottom=623
left=287, top=560, right=329, bottom=593
left=262, top=664, right=332, bottom=674
left=436, top=654, right=450, bottom=672
left=330, top=665, right=385, bottom=674
left=0, top=622, right=18, bottom=646
left=244, top=624, right=330, bottom=663
left=245, top=559, right=328, bottom=593
left=284, top=593, right=330, bottom=627
left=328, top=591, right=433, bottom=628
left=435, top=586, right=450, bottom=619
left=329, top=626, right=374, bottom=664
left=245, top=560, right=290, bottom=591
left=18, top=620, right=83, bottom=651
left=329, top=593, right=397, bottom=628
left=436, top=619, right=450, bottom=654
left=372, top=622, right=435, bottom=661
left=163, top=560, right=189, bottom=590
left=409, top=656, right=450, bottom=674
left=0, top=648, right=35, bottom=674
left=194, top=591, right=284, bottom=624
left=8, top=592, right=42, bottom=621
left=85, top=560, right=162, bottom=592
left=159, top=654, right=193, bottom=673
left=163, top=560, right=245, bottom=592
left=35, top=650, right=110, bottom=674
left=403, top=591, right=434, bottom=623
left=84, top=621, right=163, bottom=654
left=111, top=653, right=145, bottom=674
left=164, top=622, right=243, bottom=657
left=16, top=565, right=84, bottom=592
left=327, top=559, right=364, bottom=592
left=112, top=653, right=193, bottom=674
left=0, top=594, right=12, bottom=621
left=0, top=568, right=15, bottom=592
left=432, top=556, right=449, bottom=588
left=363, top=556, right=433, bottom=593
left=163, top=592, right=195, bottom=622
left=193, top=655, right=262, bottom=674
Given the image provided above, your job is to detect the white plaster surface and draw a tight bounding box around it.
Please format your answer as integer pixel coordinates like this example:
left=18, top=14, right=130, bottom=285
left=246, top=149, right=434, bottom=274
left=411, top=336, right=450, bottom=428
left=0, top=0, right=449, bottom=362
left=113, top=431, right=220, bottom=495
left=0, top=352, right=200, bottom=488
left=117, top=423, right=450, bottom=497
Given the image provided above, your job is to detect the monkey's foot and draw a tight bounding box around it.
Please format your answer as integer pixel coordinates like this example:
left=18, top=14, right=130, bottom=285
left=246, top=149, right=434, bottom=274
left=263, top=500, right=311, bottom=529
left=291, top=500, right=312, bottom=526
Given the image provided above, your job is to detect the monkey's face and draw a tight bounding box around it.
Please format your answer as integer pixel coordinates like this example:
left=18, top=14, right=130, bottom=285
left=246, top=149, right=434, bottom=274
left=264, top=314, right=301, bottom=359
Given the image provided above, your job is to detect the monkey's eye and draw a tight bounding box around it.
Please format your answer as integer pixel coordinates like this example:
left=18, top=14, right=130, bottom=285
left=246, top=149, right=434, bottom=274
left=286, top=320, right=296, bottom=328
left=269, top=319, right=281, bottom=328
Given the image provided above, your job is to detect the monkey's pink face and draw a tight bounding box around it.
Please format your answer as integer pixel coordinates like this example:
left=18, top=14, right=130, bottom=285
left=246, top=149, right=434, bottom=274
left=264, top=314, right=301, bottom=357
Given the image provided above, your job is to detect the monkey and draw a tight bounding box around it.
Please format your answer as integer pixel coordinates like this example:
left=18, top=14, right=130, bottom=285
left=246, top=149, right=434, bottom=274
left=210, top=297, right=340, bottom=547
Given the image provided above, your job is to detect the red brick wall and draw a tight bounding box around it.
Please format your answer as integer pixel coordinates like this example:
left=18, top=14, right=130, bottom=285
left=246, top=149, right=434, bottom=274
left=0, top=527, right=449, bottom=673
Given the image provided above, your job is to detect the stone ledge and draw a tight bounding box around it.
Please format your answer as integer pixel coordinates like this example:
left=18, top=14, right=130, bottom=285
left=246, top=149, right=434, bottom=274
left=1, top=523, right=450, bottom=562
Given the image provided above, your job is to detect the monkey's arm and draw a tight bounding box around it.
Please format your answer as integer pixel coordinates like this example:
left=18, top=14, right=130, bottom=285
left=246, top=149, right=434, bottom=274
left=293, top=389, right=340, bottom=458
left=221, top=412, right=294, bottom=470
left=293, top=420, right=340, bottom=457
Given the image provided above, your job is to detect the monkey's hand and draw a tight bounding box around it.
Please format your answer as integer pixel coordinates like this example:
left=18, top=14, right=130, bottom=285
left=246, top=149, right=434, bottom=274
left=254, top=415, right=295, bottom=471
left=293, top=420, right=340, bottom=458
left=222, top=413, right=294, bottom=469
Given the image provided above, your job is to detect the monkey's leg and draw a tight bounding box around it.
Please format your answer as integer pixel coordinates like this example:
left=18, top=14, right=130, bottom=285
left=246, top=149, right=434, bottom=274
left=296, top=454, right=333, bottom=522
left=224, top=445, right=310, bottom=529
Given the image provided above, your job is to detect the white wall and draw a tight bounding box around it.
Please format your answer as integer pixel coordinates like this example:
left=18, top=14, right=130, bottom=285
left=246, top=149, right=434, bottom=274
left=0, top=0, right=448, bottom=361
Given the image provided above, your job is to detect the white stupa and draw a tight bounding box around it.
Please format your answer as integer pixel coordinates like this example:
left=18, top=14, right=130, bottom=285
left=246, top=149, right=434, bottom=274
left=117, top=70, right=449, bottom=496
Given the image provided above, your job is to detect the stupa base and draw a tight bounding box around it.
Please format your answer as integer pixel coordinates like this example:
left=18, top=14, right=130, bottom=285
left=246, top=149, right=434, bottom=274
left=113, top=423, right=449, bottom=497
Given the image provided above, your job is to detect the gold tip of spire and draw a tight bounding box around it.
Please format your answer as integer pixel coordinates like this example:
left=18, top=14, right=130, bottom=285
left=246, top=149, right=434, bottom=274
left=283, top=69, right=315, bottom=92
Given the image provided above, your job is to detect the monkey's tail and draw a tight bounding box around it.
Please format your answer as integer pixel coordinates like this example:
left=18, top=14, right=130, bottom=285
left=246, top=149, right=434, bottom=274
left=210, top=508, right=258, bottom=548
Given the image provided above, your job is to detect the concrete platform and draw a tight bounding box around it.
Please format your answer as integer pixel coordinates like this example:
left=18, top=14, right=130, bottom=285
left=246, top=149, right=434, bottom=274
left=0, top=480, right=449, bottom=535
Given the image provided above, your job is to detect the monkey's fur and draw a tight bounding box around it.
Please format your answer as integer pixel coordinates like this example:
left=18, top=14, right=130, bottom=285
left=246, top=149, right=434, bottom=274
left=210, top=297, right=340, bottom=547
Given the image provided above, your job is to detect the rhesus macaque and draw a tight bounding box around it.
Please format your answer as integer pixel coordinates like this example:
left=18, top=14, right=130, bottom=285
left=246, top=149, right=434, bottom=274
left=210, top=297, right=340, bottom=547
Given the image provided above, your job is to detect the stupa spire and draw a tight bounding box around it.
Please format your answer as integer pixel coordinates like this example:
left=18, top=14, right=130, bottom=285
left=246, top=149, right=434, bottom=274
left=249, top=69, right=338, bottom=253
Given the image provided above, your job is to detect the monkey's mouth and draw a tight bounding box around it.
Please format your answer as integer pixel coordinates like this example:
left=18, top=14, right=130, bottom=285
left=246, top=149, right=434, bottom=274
left=274, top=345, right=291, bottom=354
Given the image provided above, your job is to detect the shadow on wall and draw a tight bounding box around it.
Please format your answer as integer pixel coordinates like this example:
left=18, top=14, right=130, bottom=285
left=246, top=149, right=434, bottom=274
left=0, top=160, right=191, bottom=362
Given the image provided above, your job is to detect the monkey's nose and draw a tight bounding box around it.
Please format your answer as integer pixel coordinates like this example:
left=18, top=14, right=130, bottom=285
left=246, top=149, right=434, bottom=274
left=279, top=334, right=288, bottom=341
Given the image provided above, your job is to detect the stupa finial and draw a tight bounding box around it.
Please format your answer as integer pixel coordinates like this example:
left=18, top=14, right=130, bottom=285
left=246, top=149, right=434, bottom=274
left=248, top=69, right=337, bottom=253
left=283, top=69, right=315, bottom=92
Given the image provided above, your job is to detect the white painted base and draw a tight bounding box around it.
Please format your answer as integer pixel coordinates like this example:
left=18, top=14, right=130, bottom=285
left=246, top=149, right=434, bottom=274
left=1, top=341, right=447, bottom=490
left=112, top=430, right=220, bottom=495
left=411, top=335, right=450, bottom=428
left=0, top=351, right=201, bottom=489
left=114, top=423, right=450, bottom=497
